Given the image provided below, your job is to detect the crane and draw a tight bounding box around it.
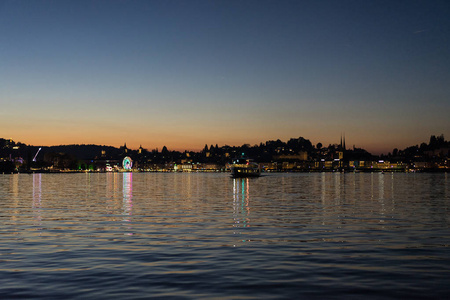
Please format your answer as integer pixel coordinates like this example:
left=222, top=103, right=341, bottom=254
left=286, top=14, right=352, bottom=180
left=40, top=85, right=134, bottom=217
left=32, top=148, right=42, bottom=162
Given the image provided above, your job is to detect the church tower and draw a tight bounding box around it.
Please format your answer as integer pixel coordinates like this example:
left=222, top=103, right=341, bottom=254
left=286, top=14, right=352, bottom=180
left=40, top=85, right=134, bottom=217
left=340, top=134, right=346, bottom=151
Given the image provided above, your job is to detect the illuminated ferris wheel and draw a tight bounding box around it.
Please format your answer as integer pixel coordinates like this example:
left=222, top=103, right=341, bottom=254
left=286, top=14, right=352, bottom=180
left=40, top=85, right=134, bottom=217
left=122, top=156, right=133, bottom=170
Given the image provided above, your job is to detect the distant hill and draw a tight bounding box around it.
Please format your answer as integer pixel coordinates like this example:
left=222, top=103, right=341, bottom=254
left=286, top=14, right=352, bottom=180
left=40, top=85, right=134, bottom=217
left=0, top=138, right=123, bottom=162
left=38, top=144, right=122, bottom=160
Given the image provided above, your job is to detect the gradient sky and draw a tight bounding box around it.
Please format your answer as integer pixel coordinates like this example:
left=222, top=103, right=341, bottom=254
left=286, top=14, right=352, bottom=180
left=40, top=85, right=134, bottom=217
left=1, top=0, right=449, bottom=154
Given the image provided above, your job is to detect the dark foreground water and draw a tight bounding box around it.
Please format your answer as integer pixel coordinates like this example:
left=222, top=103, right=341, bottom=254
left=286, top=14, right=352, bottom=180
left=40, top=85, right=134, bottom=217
left=0, top=172, right=449, bottom=299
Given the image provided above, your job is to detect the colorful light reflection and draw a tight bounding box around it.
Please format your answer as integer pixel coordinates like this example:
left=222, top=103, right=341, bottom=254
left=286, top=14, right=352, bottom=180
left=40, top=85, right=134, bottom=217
left=122, top=172, right=133, bottom=234
left=232, top=178, right=251, bottom=244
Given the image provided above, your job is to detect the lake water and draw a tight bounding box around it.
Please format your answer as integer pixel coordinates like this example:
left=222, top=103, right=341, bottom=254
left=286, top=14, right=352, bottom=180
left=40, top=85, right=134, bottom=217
left=0, top=172, right=449, bottom=299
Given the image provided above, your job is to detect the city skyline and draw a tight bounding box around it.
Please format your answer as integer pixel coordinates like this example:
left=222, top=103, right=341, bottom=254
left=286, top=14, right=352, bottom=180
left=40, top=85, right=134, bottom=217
left=1, top=1, right=449, bottom=155
left=3, top=133, right=448, bottom=158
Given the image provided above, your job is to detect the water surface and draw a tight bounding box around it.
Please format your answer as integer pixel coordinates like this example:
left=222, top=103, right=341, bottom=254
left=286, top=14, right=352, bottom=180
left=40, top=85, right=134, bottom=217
left=0, top=172, right=449, bottom=299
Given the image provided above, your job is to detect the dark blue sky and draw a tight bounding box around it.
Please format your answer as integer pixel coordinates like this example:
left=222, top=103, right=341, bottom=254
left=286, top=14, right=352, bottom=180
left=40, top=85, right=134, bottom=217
left=1, top=0, right=449, bottom=153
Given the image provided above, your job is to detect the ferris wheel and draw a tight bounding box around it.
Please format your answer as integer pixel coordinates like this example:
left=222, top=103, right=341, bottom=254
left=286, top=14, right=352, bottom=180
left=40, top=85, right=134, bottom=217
left=122, top=156, right=133, bottom=170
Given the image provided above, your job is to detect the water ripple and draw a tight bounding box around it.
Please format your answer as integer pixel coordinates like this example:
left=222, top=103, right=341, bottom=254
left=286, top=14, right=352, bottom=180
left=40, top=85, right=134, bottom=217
left=0, top=173, right=448, bottom=299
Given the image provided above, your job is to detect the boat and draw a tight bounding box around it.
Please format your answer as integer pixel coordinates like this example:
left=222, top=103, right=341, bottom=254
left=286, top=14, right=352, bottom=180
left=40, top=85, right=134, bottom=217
left=230, top=157, right=261, bottom=178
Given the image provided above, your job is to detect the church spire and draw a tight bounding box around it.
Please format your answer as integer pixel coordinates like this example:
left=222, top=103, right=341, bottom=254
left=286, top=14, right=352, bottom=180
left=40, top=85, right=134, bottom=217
left=340, top=133, right=346, bottom=150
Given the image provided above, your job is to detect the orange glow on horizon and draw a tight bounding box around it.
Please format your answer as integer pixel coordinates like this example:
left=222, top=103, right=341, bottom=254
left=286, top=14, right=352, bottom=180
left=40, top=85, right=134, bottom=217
left=8, top=131, right=416, bottom=156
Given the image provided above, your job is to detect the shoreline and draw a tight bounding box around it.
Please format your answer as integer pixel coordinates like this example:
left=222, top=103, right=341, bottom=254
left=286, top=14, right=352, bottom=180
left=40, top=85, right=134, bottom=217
left=2, top=169, right=448, bottom=174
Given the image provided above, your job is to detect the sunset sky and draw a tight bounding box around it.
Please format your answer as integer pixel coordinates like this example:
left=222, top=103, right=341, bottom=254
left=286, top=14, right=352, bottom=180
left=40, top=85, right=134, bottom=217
left=1, top=0, right=449, bottom=154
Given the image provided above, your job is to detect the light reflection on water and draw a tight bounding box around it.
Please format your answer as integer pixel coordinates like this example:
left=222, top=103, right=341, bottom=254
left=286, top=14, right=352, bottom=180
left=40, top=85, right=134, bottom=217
left=0, top=172, right=449, bottom=299
left=233, top=178, right=250, bottom=244
left=122, top=172, right=133, bottom=228
left=32, top=173, right=42, bottom=230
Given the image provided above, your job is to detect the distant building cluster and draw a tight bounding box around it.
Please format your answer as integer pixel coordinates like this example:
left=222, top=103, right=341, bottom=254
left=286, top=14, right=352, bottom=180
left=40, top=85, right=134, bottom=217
left=1, top=135, right=449, bottom=173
